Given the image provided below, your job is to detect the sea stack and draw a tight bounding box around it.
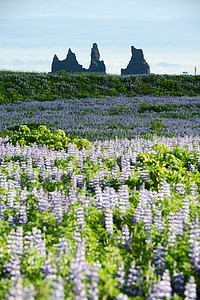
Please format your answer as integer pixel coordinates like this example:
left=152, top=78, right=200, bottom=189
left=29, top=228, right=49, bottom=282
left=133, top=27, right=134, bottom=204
left=51, top=48, right=87, bottom=73
left=88, top=43, right=106, bottom=73
left=121, top=46, right=150, bottom=75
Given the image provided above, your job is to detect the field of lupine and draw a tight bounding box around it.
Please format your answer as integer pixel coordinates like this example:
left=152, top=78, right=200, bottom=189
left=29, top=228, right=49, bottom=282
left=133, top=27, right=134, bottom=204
left=0, top=71, right=200, bottom=299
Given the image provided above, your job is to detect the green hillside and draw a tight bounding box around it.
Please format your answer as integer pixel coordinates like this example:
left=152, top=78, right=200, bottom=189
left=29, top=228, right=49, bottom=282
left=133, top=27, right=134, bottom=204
left=0, top=71, right=200, bottom=104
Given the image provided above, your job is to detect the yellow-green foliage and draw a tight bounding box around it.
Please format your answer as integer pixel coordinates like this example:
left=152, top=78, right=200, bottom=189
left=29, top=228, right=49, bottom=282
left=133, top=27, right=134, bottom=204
left=6, top=124, right=91, bottom=151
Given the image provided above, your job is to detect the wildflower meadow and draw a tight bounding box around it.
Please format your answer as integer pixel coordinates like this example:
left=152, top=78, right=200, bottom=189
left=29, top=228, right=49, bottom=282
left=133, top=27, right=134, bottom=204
left=0, top=71, right=200, bottom=299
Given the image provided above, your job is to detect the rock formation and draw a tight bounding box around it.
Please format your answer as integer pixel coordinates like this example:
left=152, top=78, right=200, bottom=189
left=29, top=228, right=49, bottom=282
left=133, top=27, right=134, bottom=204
left=121, top=46, right=150, bottom=75
left=51, top=48, right=87, bottom=73
left=51, top=43, right=106, bottom=73
left=88, top=43, right=106, bottom=73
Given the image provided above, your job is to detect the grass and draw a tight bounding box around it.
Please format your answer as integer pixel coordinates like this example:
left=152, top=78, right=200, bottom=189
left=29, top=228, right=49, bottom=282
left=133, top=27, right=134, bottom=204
left=0, top=71, right=200, bottom=105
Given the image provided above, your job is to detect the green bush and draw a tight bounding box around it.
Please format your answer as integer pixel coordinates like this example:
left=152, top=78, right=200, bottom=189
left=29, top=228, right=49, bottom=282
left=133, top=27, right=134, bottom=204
left=5, top=124, right=91, bottom=151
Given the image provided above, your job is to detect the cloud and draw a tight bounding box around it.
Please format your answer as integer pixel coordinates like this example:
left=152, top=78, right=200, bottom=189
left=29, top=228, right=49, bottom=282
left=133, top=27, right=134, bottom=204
left=157, top=62, right=181, bottom=68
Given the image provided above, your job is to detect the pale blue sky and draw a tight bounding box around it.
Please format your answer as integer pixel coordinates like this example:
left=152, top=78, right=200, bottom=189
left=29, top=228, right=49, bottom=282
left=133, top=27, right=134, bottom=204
left=0, top=0, right=199, bottom=74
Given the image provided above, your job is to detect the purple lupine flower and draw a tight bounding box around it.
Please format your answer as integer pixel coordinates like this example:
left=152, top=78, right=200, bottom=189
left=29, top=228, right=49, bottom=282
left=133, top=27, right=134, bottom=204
left=19, top=186, right=28, bottom=203
left=120, top=154, right=130, bottom=172
left=147, top=281, right=159, bottom=300
left=68, top=186, right=77, bottom=203
left=190, top=214, right=200, bottom=238
left=132, top=206, right=143, bottom=224
left=120, top=155, right=131, bottom=184
left=103, top=187, right=111, bottom=210
left=3, top=255, right=21, bottom=283
left=0, top=200, right=6, bottom=220
left=0, top=171, right=7, bottom=189
left=78, top=192, right=86, bottom=207
left=32, top=227, right=46, bottom=258
left=121, top=224, right=130, bottom=249
left=54, top=237, right=71, bottom=256
left=33, top=187, right=49, bottom=212
left=6, top=189, right=17, bottom=208
left=95, top=185, right=103, bottom=210
left=148, top=268, right=172, bottom=299
left=13, top=164, right=21, bottom=185
left=51, top=190, right=63, bottom=223
left=157, top=269, right=172, bottom=299
left=77, top=174, right=85, bottom=189
left=24, top=231, right=33, bottom=254
left=189, top=214, right=200, bottom=275
left=73, top=227, right=82, bottom=245
left=6, top=161, right=14, bottom=178
left=104, top=208, right=114, bottom=235
left=173, top=271, right=184, bottom=296
left=190, top=183, right=199, bottom=206
left=167, top=211, right=183, bottom=244
left=109, top=187, right=118, bottom=209
left=72, top=278, right=88, bottom=300
left=15, top=227, right=23, bottom=256
left=69, top=242, right=87, bottom=299
left=139, top=183, right=149, bottom=207
left=112, top=163, right=120, bottom=180
left=43, top=262, right=58, bottom=282
left=88, top=176, right=94, bottom=192
left=13, top=195, right=21, bottom=225
left=44, top=155, right=52, bottom=173
left=184, top=276, right=197, bottom=299
left=139, top=167, right=149, bottom=182
left=118, top=185, right=130, bottom=214
left=7, top=227, right=23, bottom=257
left=153, top=243, right=167, bottom=276
left=154, top=208, right=165, bottom=233
left=121, top=168, right=131, bottom=183
left=77, top=206, right=85, bottom=230
left=102, top=169, right=110, bottom=188
left=53, top=166, right=63, bottom=181
left=93, top=173, right=101, bottom=189
left=174, top=183, right=186, bottom=195
left=116, top=293, right=129, bottom=300
left=78, top=156, right=84, bottom=172
left=125, top=262, right=142, bottom=297
left=182, top=196, right=190, bottom=228
left=5, top=277, right=35, bottom=300
left=189, top=238, right=200, bottom=275
left=67, top=161, right=73, bottom=179
left=188, top=162, right=195, bottom=173
left=68, top=143, right=78, bottom=156
left=143, top=205, right=152, bottom=232
left=116, top=262, right=126, bottom=288
left=26, top=157, right=33, bottom=180
left=50, top=276, right=65, bottom=300
left=85, top=261, right=101, bottom=300
left=159, top=180, right=171, bottom=199
left=71, top=174, right=77, bottom=189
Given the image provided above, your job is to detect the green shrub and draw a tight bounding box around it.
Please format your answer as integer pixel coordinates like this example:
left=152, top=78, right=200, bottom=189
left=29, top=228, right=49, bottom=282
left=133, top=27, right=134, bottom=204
left=5, top=124, right=91, bottom=151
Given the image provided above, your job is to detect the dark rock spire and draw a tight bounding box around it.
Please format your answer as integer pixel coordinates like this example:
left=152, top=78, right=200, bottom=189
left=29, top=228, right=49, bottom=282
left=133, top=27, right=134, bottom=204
left=121, top=46, right=150, bottom=75
left=51, top=48, right=87, bottom=73
left=51, top=54, right=60, bottom=73
left=88, top=43, right=106, bottom=73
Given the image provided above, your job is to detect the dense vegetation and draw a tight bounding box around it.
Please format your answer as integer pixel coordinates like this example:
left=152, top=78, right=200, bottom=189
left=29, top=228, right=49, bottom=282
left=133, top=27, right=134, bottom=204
left=0, top=71, right=200, bottom=104
left=0, top=71, right=200, bottom=299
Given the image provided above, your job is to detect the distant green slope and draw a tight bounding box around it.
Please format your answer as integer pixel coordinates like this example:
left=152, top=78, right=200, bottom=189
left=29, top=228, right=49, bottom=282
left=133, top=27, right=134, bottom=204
left=0, top=71, right=200, bottom=103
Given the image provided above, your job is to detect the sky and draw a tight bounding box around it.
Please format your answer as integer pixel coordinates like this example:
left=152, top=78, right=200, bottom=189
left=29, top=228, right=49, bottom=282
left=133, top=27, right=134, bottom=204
left=0, top=0, right=200, bottom=75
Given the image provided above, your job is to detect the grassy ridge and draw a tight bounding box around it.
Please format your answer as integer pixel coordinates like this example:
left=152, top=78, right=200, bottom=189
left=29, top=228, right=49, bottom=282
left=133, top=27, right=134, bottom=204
left=0, top=71, right=200, bottom=104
